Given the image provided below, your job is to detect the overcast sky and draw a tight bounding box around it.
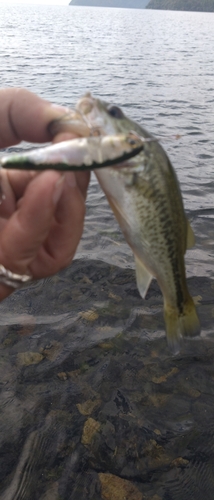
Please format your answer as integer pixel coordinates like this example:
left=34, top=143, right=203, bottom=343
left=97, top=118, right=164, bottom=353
left=0, top=0, right=69, bottom=4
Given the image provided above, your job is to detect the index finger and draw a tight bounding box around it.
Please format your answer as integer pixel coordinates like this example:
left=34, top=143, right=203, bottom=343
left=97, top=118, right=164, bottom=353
left=0, top=88, right=72, bottom=148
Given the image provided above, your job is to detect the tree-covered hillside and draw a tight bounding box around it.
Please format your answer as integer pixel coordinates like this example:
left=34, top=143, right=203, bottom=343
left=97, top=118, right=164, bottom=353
left=70, top=0, right=149, bottom=7
left=146, top=0, right=214, bottom=11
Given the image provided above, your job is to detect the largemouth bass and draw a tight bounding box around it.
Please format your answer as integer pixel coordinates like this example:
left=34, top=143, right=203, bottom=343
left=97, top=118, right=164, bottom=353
left=50, top=93, right=200, bottom=354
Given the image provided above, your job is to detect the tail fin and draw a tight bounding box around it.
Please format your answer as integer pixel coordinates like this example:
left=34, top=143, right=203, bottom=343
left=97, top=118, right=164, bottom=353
left=164, top=296, right=200, bottom=355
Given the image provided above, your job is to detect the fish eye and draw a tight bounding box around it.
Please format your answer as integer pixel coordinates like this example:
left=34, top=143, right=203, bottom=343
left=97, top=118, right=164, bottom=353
left=107, top=105, right=124, bottom=119
left=128, top=138, right=138, bottom=146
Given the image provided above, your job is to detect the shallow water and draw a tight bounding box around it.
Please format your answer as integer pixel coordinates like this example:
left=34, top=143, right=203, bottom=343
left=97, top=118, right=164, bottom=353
left=0, top=5, right=214, bottom=499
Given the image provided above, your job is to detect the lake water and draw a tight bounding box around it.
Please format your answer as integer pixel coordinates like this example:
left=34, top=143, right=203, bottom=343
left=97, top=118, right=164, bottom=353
left=0, top=5, right=214, bottom=500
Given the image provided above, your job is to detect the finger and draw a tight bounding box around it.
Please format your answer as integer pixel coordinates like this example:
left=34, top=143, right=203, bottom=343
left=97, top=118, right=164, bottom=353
left=5, top=170, right=37, bottom=204
left=29, top=172, right=86, bottom=277
left=5, top=157, right=90, bottom=204
left=52, top=132, right=79, bottom=144
left=75, top=171, right=90, bottom=200
left=0, top=170, right=64, bottom=275
left=28, top=171, right=90, bottom=276
left=0, top=88, right=71, bottom=148
left=0, top=170, right=17, bottom=217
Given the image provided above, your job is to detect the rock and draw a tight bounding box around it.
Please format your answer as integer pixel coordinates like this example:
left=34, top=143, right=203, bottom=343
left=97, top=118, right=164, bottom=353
left=143, top=440, right=172, bottom=469
left=42, top=341, right=62, bottom=361
left=151, top=367, right=179, bottom=384
left=39, top=481, right=59, bottom=500
left=81, top=418, right=101, bottom=446
left=77, top=399, right=101, bottom=416
left=171, top=457, right=189, bottom=467
left=17, top=351, right=44, bottom=367
left=98, top=472, right=143, bottom=500
left=57, top=372, right=68, bottom=381
left=80, top=310, right=99, bottom=321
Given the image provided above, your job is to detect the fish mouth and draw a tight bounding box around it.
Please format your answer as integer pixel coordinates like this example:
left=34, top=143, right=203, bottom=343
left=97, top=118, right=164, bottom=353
left=48, top=93, right=101, bottom=139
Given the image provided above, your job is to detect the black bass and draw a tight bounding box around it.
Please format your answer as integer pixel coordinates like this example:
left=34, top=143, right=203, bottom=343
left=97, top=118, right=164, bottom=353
left=50, top=93, right=200, bottom=353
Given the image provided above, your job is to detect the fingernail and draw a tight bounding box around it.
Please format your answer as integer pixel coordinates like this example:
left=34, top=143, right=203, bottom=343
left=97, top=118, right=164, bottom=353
left=65, top=172, right=77, bottom=188
left=53, top=175, right=65, bottom=205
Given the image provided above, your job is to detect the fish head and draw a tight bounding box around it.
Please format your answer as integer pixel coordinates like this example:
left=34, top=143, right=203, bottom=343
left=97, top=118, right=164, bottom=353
left=49, top=93, right=147, bottom=139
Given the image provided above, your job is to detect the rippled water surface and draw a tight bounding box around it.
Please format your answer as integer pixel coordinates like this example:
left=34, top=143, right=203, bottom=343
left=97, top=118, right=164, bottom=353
left=0, top=5, right=214, bottom=499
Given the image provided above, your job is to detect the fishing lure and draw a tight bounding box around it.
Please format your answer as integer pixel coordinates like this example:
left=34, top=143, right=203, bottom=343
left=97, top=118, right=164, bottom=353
left=0, top=132, right=146, bottom=172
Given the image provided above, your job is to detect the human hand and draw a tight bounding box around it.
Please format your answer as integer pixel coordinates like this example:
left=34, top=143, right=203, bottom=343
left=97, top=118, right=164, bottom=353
left=0, top=88, right=90, bottom=301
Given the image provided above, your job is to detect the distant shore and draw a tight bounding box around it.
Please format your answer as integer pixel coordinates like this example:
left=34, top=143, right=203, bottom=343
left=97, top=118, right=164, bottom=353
left=146, top=0, right=214, bottom=12
left=69, top=0, right=214, bottom=11
left=69, top=0, right=149, bottom=8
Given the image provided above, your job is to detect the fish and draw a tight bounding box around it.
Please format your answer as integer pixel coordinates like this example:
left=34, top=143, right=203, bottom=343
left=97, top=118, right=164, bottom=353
left=0, top=132, right=145, bottom=171
left=49, top=93, right=200, bottom=353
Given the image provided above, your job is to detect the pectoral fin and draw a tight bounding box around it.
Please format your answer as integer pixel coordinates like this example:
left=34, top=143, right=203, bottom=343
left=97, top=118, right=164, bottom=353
left=105, top=195, right=133, bottom=245
left=186, top=219, right=195, bottom=249
left=135, top=255, right=153, bottom=299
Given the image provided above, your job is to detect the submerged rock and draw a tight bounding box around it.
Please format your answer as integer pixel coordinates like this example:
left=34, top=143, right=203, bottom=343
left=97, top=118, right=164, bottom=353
left=16, top=351, right=44, bottom=367
left=77, top=398, right=102, bottom=416
left=81, top=418, right=101, bottom=445
left=98, top=472, right=143, bottom=500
